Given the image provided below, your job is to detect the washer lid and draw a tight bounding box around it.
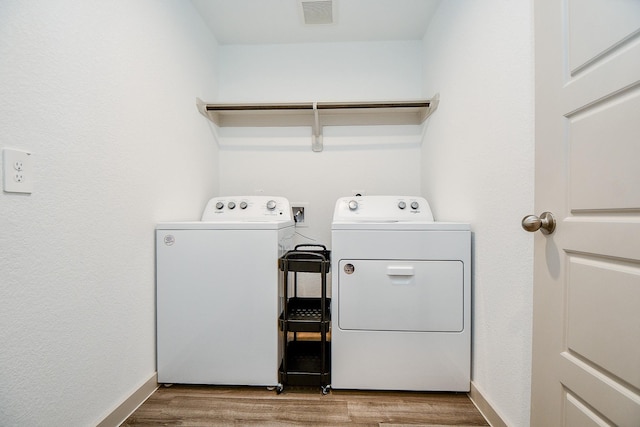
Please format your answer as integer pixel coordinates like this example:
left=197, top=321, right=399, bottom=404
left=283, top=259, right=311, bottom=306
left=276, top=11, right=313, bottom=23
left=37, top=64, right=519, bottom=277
left=333, top=195, right=434, bottom=222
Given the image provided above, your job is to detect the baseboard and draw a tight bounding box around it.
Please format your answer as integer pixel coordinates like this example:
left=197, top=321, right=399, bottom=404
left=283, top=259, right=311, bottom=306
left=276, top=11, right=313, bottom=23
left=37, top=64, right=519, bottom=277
left=468, top=381, right=508, bottom=427
left=97, top=372, right=158, bottom=427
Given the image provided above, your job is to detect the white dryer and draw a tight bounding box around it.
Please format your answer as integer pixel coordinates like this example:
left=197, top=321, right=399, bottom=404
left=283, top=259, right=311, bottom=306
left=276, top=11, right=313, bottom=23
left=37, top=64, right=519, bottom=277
left=156, top=196, right=294, bottom=386
left=331, top=196, right=471, bottom=391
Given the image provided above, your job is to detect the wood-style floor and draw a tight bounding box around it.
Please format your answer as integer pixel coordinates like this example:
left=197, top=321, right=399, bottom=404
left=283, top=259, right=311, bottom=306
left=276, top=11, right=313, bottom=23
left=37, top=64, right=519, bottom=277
left=123, top=385, right=489, bottom=426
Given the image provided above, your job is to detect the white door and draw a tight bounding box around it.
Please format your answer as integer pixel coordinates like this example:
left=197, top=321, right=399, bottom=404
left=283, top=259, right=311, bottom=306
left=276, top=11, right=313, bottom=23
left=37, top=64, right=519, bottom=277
left=531, top=1, right=640, bottom=426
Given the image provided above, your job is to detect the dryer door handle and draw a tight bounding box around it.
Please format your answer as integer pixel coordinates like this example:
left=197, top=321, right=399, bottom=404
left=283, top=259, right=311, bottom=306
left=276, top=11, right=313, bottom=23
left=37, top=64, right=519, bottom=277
left=386, top=266, right=415, bottom=276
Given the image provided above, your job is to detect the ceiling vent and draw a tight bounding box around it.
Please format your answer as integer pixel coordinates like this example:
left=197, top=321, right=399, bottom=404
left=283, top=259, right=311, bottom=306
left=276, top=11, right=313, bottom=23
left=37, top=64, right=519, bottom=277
left=299, top=0, right=335, bottom=25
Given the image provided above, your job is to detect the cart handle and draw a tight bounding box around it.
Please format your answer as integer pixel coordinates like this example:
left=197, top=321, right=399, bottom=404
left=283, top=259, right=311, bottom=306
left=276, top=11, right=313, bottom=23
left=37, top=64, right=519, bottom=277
left=281, top=250, right=329, bottom=262
left=294, top=243, right=327, bottom=251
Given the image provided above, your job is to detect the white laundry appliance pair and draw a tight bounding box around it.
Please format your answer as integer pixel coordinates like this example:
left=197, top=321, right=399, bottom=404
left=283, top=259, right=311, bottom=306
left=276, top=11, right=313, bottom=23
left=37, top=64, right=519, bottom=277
left=156, top=194, right=471, bottom=392
left=331, top=196, right=471, bottom=392
left=156, top=196, right=294, bottom=386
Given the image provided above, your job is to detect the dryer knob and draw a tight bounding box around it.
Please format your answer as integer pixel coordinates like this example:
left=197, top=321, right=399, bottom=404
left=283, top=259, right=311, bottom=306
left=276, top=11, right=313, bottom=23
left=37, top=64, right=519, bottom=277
left=398, top=201, right=406, bottom=210
left=411, top=201, right=419, bottom=210
left=228, top=201, right=236, bottom=209
left=215, top=202, right=224, bottom=210
left=348, top=200, right=358, bottom=211
left=239, top=201, right=248, bottom=210
left=266, top=200, right=277, bottom=210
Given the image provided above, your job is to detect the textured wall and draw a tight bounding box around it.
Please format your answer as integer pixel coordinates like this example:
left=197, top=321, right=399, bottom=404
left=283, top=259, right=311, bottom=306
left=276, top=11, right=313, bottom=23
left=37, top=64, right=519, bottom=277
left=0, top=1, right=218, bottom=425
left=218, top=41, right=424, bottom=102
left=421, top=1, right=535, bottom=426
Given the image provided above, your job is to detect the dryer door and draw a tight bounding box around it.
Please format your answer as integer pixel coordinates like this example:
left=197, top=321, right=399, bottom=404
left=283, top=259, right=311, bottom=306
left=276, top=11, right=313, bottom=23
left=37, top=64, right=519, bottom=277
left=338, top=260, right=464, bottom=332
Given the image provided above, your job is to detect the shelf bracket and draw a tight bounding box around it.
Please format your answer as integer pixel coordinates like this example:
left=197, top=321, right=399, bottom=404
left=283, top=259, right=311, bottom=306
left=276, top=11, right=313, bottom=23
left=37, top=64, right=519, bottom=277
left=312, top=102, right=323, bottom=152
left=196, top=97, right=208, bottom=118
left=422, top=93, right=439, bottom=121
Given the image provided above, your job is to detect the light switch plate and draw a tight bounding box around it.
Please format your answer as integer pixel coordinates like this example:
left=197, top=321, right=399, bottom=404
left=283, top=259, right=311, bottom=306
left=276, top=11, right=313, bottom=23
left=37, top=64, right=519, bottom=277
left=3, top=148, right=33, bottom=193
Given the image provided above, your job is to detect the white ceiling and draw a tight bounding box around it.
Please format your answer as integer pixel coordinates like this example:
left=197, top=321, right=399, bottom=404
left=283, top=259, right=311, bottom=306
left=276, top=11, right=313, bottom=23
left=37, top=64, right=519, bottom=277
left=190, top=0, right=440, bottom=45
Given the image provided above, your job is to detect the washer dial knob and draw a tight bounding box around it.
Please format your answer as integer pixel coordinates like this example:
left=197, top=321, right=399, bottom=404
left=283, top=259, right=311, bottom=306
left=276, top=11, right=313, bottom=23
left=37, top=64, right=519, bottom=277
left=239, top=201, right=248, bottom=210
left=348, top=200, right=358, bottom=211
left=228, top=201, right=236, bottom=209
left=398, top=201, right=406, bottom=210
left=215, top=202, right=224, bottom=210
left=266, top=200, right=277, bottom=211
left=411, top=201, right=419, bottom=210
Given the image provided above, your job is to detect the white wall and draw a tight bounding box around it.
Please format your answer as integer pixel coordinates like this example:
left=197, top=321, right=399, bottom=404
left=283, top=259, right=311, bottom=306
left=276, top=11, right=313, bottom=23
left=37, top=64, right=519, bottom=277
left=0, top=1, right=218, bottom=425
left=217, top=42, right=424, bottom=263
left=218, top=41, right=423, bottom=102
left=421, top=1, right=535, bottom=426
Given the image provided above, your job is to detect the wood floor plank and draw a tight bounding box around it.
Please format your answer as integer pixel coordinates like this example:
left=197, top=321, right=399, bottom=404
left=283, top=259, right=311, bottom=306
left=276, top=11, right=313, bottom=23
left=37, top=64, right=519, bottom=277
left=122, top=385, right=489, bottom=426
left=347, top=399, right=487, bottom=425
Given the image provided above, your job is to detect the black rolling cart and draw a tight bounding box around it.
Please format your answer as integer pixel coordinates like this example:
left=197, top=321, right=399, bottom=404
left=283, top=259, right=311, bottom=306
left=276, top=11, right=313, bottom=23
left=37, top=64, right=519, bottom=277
left=277, top=244, right=331, bottom=394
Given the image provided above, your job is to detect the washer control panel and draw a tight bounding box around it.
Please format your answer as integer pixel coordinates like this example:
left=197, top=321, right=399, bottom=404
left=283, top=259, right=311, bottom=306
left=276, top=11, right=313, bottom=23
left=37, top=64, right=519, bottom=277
left=333, top=196, right=434, bottom=222
left=202, top=196, right=292, bottom=221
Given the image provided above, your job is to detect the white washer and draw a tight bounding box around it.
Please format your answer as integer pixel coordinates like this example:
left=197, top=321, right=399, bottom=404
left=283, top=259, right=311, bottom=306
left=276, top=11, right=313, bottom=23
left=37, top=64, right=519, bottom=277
left=331, top=196, right=471, bottom=391
left=156, top=196, right=294, bottom=386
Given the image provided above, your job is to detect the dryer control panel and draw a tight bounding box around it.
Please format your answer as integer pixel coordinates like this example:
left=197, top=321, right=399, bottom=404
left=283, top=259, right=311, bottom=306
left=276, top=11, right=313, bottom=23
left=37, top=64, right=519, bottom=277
left=333, top=196, right=434, bottom=222
left=202, top=196, right=292, bottom=221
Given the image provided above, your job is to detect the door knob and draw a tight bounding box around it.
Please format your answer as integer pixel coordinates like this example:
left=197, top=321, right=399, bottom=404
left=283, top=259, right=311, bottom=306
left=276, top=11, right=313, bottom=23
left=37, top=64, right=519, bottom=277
left=521, top=212, right=556, bottom=235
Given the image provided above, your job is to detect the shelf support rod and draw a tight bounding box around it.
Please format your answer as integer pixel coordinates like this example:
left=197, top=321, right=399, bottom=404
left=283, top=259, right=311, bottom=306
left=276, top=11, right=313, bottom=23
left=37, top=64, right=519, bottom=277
left=311, top=102, right=323, bottom=152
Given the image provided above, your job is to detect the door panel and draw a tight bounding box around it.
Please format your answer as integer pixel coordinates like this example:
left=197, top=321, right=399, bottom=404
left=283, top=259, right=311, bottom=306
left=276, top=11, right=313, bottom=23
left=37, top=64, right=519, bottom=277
left=568, top=0, right=640, bottom=72
left=566, top=256, right=640, bottom=389
left=569, top=89, right=640, bottom=210
left=532, top=0, right=640, bottom=425
left=564, top=392, right=611, bottom=427
left=559, top=355, right=640, bottom=427
left=338, top=260, right=463, bottom=332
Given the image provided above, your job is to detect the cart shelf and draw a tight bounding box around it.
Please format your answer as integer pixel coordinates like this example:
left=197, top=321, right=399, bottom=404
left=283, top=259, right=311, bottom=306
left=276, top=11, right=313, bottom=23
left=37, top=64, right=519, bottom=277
left=279, top=297, right=331, bottom=333
left=279, top=341, right=331, bottom=386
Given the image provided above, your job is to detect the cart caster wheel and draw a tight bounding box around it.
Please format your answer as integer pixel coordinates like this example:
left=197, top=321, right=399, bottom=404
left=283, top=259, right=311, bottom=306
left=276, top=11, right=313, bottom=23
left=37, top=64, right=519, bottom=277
left=276, top=384, right=284, bottom=394
left=321, top=385, right=331, bottom=395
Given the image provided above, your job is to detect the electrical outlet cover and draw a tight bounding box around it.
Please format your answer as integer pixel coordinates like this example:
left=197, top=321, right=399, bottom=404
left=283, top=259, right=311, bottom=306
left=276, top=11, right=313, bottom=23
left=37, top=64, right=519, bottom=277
left=3, top=148, right=33, bottom=193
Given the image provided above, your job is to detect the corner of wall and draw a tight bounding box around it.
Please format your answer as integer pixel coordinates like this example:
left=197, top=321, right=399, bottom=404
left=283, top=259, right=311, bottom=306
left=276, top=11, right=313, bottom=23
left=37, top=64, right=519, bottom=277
left=96, top=373, right=158, bottom=427
left=469, top=382, right=509, bottom=427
